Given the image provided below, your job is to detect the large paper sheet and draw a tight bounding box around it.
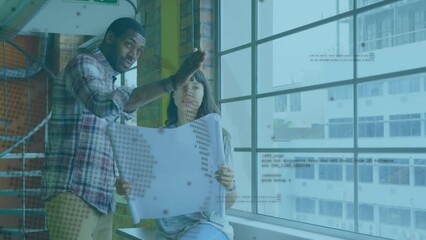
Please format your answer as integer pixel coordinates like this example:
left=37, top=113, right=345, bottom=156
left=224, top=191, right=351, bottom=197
left=107, top=113, right=225, bottom=223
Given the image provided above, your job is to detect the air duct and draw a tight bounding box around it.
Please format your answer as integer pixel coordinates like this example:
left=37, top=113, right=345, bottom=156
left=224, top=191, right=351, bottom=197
left=0, top=33, right=51, bottom=79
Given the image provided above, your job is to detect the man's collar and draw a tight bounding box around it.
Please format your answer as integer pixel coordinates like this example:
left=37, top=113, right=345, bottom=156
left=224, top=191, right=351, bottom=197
left=92, top=48, right=119, bottom=79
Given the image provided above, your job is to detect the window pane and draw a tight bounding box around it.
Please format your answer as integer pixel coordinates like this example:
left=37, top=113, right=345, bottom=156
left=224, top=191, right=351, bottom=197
left=319, top=200, right=342, bottom=217
left=319, top=160, right=342, bottom=181
left=221, top=48, right=251, bottom=99
left=258, top=0, right=351, bottom=39
left=257, top=152, right=354, bottom=231
left=220, top=0, right=251, bottom=51
left=124, top=68, right=137, bottom=88
left=295, top=197, right=315, bottom=214
left=258, top=18, right=353, bottom=94
left=415, top=159, right=426, bottom=186
left=258, top=87, right=353, bottom=149
left=357, top=74, right=426, bottom=148
left=346, top=159, right=373, bottom=183
left=124, top=68, right=138, bottom=126
left=347, top=203, right=375, bottom=222
left=230, top=152, right=252, bottom=212
left=416, top=211, right=426, bottom=229
left=379, top=207, right=411, bottom=227
left=221, top=100, right=251, bottom=148
left=357, top=0, right=384, bottom=8
left=357, top=1, right=426, bottom=77
left=389, top=113, right=421, bottom=137
left=358, top=153, right=426, bottom=238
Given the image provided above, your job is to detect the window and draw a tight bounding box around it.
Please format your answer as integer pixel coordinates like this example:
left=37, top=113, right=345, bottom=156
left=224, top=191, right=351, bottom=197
left=295, top=157, right=315, bottom=179
left=389, top=114, right=421, bottom=137
left=388, top=77, right=420, bottom=95
left=379, top=207, right=411, bottom=227
left=275, top=95, right=287, bottom=112
left=347, top=203, right=374, bottom=222
left=357, top=82, right=383, bottom=98
left=319, top=200, right=342, bottom=218
left=328, top=118, right=353, bottom=138
left=115, top=62, right=138, bottom=126
left=295, top=197, right=315, bottom=214
left=379, top=158, right=409, bottom=185
left=319, top=160, right=342, bottom=181
left=346, top=161, right=373, bottom=183
left=290, top=93, right=301, bottom=112
left=414, top=159, right=426, bottom=186
left=328, top=86, right=353, bottom=101
left=358, top=116, right=384, bottom=137
left=415, top=210, right=426, bottom=229
left=219, top=0, right=426, bottom=239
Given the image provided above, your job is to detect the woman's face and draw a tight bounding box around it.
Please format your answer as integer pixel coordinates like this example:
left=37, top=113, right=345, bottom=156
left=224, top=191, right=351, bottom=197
left=173, top=78, right=204, bottom=114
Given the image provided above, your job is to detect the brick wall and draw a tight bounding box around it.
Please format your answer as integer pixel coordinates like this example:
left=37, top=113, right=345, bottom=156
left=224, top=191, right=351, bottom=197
left=180, top=0, right=216, bottom=91
left=136, top=0, right=164, bottom=128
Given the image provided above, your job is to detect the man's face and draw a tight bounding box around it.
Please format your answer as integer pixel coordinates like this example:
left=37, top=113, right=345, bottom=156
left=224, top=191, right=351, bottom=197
left=108, top=29, right=145, bottom=73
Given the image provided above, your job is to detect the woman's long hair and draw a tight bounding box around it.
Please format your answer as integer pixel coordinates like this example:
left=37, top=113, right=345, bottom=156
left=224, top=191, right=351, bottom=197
left=165, top=70, right=220, bottom=127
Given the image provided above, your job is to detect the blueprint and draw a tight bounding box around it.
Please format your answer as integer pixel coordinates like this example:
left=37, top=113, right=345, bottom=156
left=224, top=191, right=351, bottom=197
left=107, top=113, right=225, bottom=223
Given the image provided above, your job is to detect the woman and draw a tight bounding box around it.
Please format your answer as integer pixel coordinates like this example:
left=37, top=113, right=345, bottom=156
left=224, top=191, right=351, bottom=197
left=116, top=70, right=236, bottom=240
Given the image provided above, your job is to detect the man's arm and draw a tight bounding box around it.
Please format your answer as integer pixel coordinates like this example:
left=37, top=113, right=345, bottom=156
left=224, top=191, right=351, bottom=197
left=124, top=48, right=206, bottom=112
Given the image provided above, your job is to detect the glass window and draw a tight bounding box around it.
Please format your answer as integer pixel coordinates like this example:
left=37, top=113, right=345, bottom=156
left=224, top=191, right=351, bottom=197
left=295, top=197, right=316, bottom=214
left=357, top=1, right=426, bottom=77
left=319, top=160, right=342, bottom=181
left=257, top=18, right=353, bottom=94
left=319, top=200, right=343, bottom=217
left=416, top=210, right=426, bottom=229
left=328, top=85, right=353, bottom=101
left=219, top=0, right=426, bottom=239
left=389, top=114, right=421, bottom=137
left=115, top=63, right=137, bottom=126
left=358, top=81, right=383, bottom=98
left=295, top=157, right=315, bottom=179
left=357, top=0, right=384, bottom=8
left=347, top=203, right=375, bottom=221
left=414, top=159, right=426, bottom=186
left=379, top=158, right=409, bottom=185
left=123, top=67, right=137, bottom=126
left=220, top=0, right=251, bottom=51
left=328, top=118, right=353, bottom=138
left=358, top=116, right=384, bottom=137
left=388, top=77, right=420, bottom=95
left=230, top=152, right=252, bottom=212
left=274, top=95, right=287, bottom=112
left=379, top=207, right=411, bottom=227
left=346, top=161, right=373, bottom=183
left=258, top=0, right=351, bottom=39
left=258, top=88, right=354, bottom=149
left=221, top=48, right=251, bottom=99
left=290, top=93, right=301, bottom=112
left=222, top=100, right=251, bottom=148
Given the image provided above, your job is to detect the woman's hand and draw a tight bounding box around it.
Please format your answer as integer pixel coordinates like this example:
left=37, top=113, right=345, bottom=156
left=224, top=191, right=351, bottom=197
left=115, top=178, right=131, bottom=195
left=215, top=165, right=235, bottom=191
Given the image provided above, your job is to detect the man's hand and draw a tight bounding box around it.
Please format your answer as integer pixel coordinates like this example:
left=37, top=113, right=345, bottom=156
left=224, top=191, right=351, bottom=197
left=174, top=48, right=206, bottom=87
left=115, top=178, right=131, bottom=195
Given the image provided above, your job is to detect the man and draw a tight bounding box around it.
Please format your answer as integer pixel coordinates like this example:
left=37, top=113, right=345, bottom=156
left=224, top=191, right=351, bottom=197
left=42, top=17, right=205, bottom=240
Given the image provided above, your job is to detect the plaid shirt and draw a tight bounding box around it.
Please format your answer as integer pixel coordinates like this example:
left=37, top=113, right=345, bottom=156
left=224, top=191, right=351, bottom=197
left=42, top=49, right=133, bottom=214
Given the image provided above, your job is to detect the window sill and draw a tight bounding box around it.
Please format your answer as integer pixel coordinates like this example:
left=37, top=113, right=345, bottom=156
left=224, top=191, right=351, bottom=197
left=228, top=215, right=344, bottom=240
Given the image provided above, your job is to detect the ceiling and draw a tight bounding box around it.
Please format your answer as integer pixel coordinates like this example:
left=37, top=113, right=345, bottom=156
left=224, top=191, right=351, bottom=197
left=0, top=0, right=138, bottom=39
